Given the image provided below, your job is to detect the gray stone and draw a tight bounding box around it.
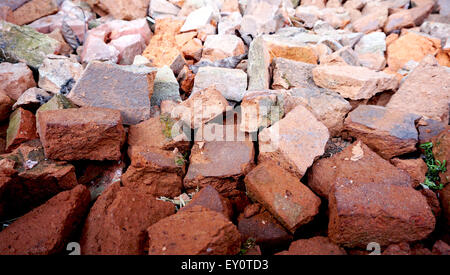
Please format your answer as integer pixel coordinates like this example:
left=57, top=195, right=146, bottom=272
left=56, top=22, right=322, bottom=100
left=68, top=61, right=157, bottom=125
left=218, top=12, right=243, bottom=35
left=287, top=87, right=351, bottom=136
left=259, top=104, right=329, bottom=178
left=420, top=21, right=450, bottom=42
left=239, top=89, right=285, bottom=133
left=294, top=5, right=321, bottom=28
left=247, top=33, right=318, bottom=90
left=312, top=64, right=398, bottom=100
left=0, top=21, right=61, bottom=69
left=193, top=66, right=247, bottom=102
left=240, top=0, right=285, bottom=36
left=386, top=56, right=450, bottom=123
left=318, top=37, right=343, bottom=51
left=438, top=0, right=450, bottom=16
left=339, top=32, right=363, bottom=48
left=354, top=31, right=386, bottom=56
left=271, top=58, right=316, bottom=90
left=320, top=46, right=361, bottom=66
left=151, top=66, right=181, bottom=107
left=38, top=55, right=84, bottom=94
left=13, top=87, right=51, bottom=110
left=247, top=36, right=271, bottom=90
left=180, top=6, right=215, bottom=32
left=148, top=0, right=180, bottom=19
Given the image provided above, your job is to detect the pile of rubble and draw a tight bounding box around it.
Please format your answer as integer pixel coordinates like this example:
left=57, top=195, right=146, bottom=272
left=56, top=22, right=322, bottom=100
left=0, top=0, right=449, bottom=255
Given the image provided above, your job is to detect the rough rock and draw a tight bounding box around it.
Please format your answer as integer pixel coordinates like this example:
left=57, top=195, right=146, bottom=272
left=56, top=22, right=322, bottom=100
left=344, top=105, right=420, bottom=159
left=170, top=86, right=231, bottom=129
left=68, top=61, right=157, bottom=125
left=78, top=159, right=125, bottom=201
left=127, top=114, right=190, bottom=153
left=0, top=62, right=36, bottom=101
left=38, top=55, right=83, bottom=94
left=352, top=9, right=388, bottom=34
left=420, top=188, right=441, bottom=217
left=387, top=32, right=441, bottom=72
left=258, top=104, right=329, bottom=178
left=0, top=185, right=90, bottom=255
left=0, top=21, right=61, bottom=69
left=27, top=0, right=95, bottom=44
left=0, top=92, right=14, bottom=121
left=109, top=34, right=146, bottom=65
left=438, top=0, right=450, bottom=16
left=382, top=242, right=411, bottom=255
left=36, top=94, right=76, bottom=118
left=180, top=6, right=215, bottom=32
left=148, top=0, right=180, bottom=19
left=320, top=46, right=361, bottom=66
left=432, top=128, right=450, bottom=184
left=308, top=141, right=414, bottom=199
left=301, top=0, right=326, bottom=8
left=239, top=90, right=284, bottom=133
left=245, top=161, right=321, bottom=233
left=390, top=158, right=428, bottom=187
left=151, top=66, right=182, bottom=107
left=240, top=87, right=350, bottom=136
left=247, top=36, right=272, bottom=90
left=354, top=31, right=386, bottom=56
left=418, top=119, right=447, bottom=144
left=80, top=183, right=175, bottom=255
left=181, top=185, right=233, bottom=220
left=184, top=138, right=254, bottom=195
left=432, top=240, right=450, bottom=255
left=384, top=3, right=433, bottom=33
left=121, top=146, right=184, bottom=198
left=10, top=0, right=59, bottom=26
left=238, top=210, right=293, bottom=250
left=142, top=18, right=186, bottom=75
left=81, top=18, right=151, bottom=64
left=312, top=64, right=398, bottom=100
left=240, top=0, right=289, bottom=37
left=37, top=107, right=126, bottom=161
left=81, top=35, right=120, bottom=64
left=202, top=34, right=246, bottom=62
left=440, top=184, right=450, bottom=230
left=181, top=37, right=203, bottom=62
left=47, top=29, right=72, bottom=56
left=192, top=67, right=248, bottom=102
left=358, top=53, right=386, bottom=71
left=328, top=181, right=435, bottom=248
left=385, top=56, right=450, bottom=122
left=85, top=0, right=150, bottom=20
left=177, top=65, right=195, bottom=94
left=147, top=205, right=241, bottom=255
left=218, top=12, right=242, bottom=35
left=0, top=5, right=13, bottom=22
left=285, top=87, right=352, bottom=136
left=271, top=58, right=316, bottom=89
left=0, top=139, right=78, bottom=219
left=247, top=34, right=318, bottom=90
left=277, top=236, right=347, bottom=255
left=420, top=20, right=450, bottom=41
left=294, top=5, right=321, bottom=28
left=6, top=108, right=38, bottom=152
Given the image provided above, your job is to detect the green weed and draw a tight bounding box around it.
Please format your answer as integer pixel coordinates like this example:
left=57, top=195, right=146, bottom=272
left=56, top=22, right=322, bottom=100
left=419, top=142, right=447, bottom=190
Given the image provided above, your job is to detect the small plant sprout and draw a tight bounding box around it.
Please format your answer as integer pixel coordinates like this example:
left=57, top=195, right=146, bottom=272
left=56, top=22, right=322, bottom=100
left=419, top=142, right=447, bottom=190
left=239, top=238, right=256, bottom=255
left=174, top=154, right=185, bottom=167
